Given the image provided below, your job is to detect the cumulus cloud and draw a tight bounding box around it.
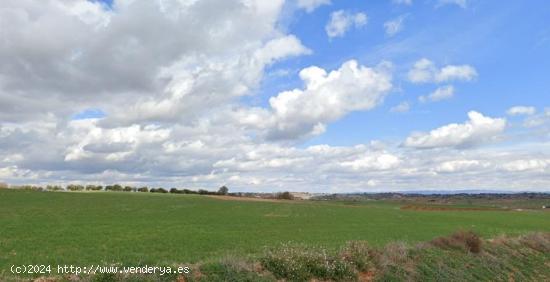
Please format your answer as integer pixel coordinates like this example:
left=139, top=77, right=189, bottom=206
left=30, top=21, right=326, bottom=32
left=507, top=106, right=536, bottom=116
left=404, top=111, right=506, bottom=149
left=325, top=10, right=367, bottom=38
left=258, top=60, right=392, bottom=140
left=419, top=85, right=455, bottom=103
left=0, top=0, right=303, bottom=125
left=384, top=15, right=406, bottom=37
left=408, top=58, right=477, bottom=84
left=296, top=0, right=331, bottom=12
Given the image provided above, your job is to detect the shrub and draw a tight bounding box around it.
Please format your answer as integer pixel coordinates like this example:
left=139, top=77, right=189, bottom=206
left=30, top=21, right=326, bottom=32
left=276, top=191, right=294, bottom=200
left=431, top=230, right=482, bottom=253
left=261, top=244, right=356, bottom=281
left=339, top=241, right=373, bottom=272
left=519, top=232, right=550, bottom=253
left=378, top=242, right=409, bottom=268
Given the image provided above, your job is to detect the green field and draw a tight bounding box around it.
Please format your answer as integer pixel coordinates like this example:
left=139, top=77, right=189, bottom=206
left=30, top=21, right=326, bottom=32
left=1, top=189, right=549, bottom=276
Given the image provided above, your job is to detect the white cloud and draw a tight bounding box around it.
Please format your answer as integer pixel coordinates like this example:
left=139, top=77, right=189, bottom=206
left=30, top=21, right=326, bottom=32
left=502, top=159, right=549, bottom=172
left=435, top=160, right=488, bottom=173
left=340, top=153, right=401, bottom=171
left=408, top=58, right=477, bottom=84
left=260, top=60, right=393, bottom=140
left=0, top=0, right=299, bottom=125
left=507, top=106, right=536, bottom=116
left=384, top=15, right=406, bottom=37
left=438, top=0, right=467, bottom=8
left=325, top=10, right=367, bottom=38
left=419, top=85, right=455, bottom=103
left=297, top=0, right=331, bottom=12
left=404, top=111, right=506, bottom=149
left=390, top=101, right=410, bottom=113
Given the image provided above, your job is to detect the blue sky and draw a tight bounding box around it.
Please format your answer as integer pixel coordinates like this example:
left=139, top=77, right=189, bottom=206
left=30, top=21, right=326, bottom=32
left=1, top=0, right=549, bottom=191
left=255, top=0, right=550, bottom=146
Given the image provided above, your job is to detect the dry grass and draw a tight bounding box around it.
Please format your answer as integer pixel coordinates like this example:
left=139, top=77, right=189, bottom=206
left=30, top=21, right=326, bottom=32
left=430, top=230, right=482, bottom=253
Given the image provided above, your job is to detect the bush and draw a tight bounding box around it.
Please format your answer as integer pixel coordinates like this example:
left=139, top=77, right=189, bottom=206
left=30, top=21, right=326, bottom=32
left=431, top=230, right=482, bottom=253
left=378, top=242, right=409, bottom=268
left=519, top=232, right=550, bottom=253
left=261, top=244, right=356, bottom=281
left=339, top=241, right=373, bottom=272
left=276, top=191, right=294, bottom=200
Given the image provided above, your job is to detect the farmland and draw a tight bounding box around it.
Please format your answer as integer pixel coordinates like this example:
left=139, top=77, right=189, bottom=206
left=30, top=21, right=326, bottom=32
left=1, top=189, right=549, bottom=278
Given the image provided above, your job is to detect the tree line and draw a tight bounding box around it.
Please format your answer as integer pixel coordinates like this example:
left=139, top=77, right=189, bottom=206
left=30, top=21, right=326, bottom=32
left=5, top=184, right=230, bottom=195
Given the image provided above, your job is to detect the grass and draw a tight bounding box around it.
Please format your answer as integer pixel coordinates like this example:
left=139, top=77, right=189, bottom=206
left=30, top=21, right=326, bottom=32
left=0, top=189, right=549, bottom=279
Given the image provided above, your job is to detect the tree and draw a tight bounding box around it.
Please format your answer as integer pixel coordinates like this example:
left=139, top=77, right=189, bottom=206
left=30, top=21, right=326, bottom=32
left=47, top=185, right=64, bottom=191
left=277, top=191, right=294, bottom=200
left=67, top=184, right=84, bottom=191
left=137, top=187, right=149, bottom=192
left=217, top=186, right=229, bottom=195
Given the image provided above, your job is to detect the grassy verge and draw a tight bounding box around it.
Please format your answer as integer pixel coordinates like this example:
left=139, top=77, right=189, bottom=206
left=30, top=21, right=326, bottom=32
left=5, top=231, right=549, bottom=281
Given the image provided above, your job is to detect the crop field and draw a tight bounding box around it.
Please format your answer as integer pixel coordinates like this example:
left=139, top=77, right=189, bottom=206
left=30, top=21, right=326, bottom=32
left=1, top=189, right=549, bottom=277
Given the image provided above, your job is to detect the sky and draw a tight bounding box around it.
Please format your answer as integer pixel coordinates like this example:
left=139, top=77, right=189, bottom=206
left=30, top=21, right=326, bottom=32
left=0, top=0, right=549, bottom=192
